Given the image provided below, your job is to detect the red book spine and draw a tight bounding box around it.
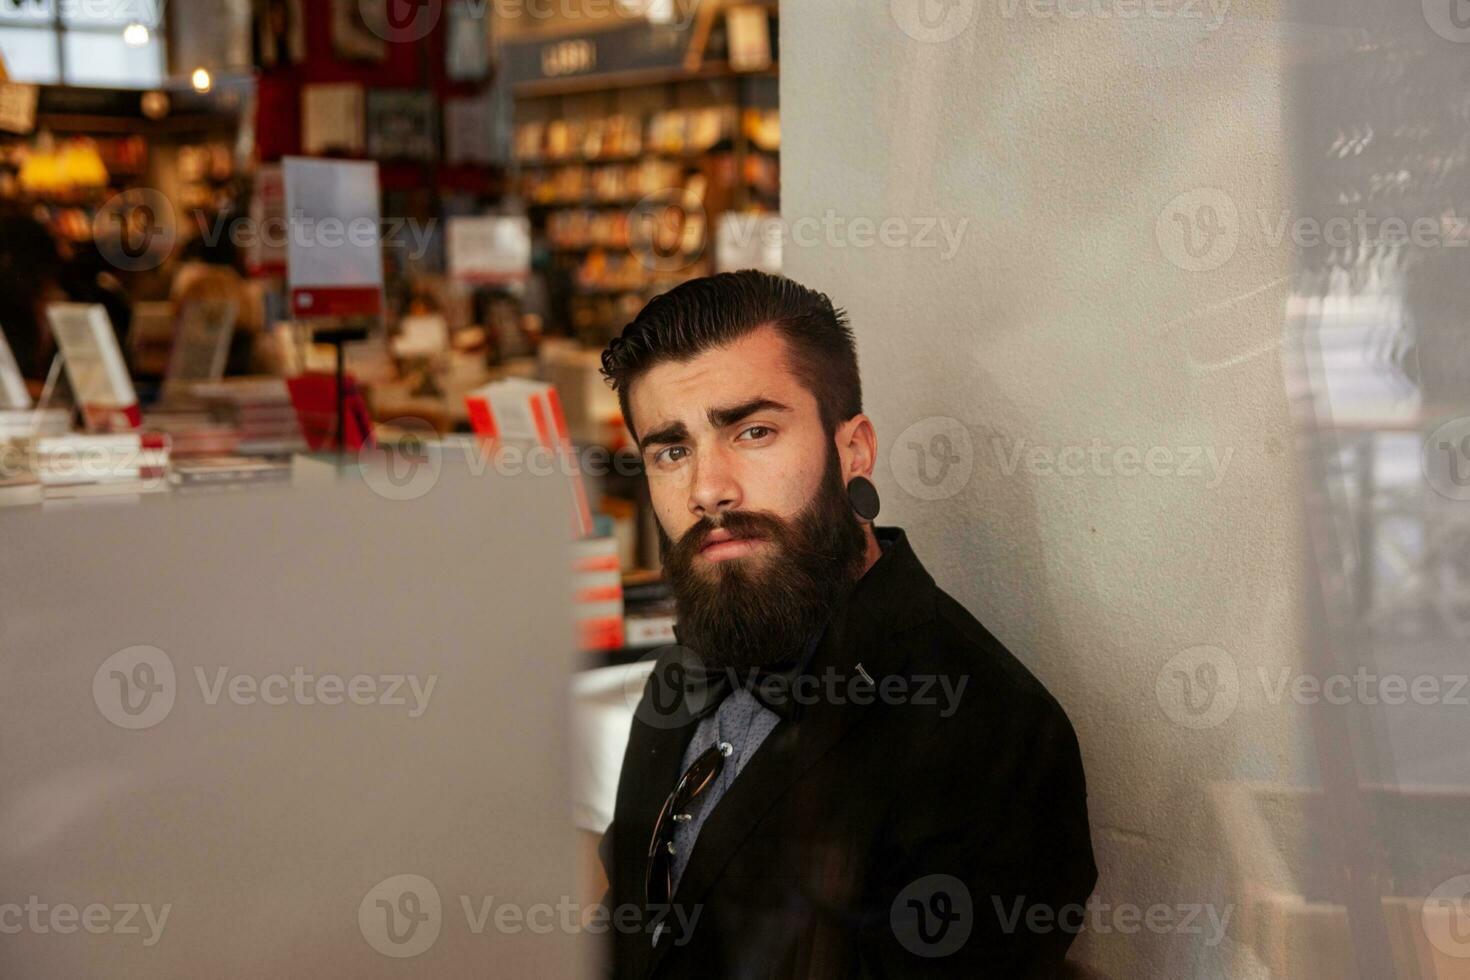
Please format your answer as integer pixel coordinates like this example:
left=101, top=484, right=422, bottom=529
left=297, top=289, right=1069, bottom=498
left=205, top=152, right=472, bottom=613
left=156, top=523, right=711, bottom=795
left=542, top=387, right=594, bottom=537
left=465, top=395, right=499, bottom=439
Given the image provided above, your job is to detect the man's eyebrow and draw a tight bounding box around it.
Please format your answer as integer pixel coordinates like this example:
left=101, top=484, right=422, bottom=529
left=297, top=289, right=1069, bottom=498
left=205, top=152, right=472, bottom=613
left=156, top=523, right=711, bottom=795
left=706, top=397, right=792, bottom=430
left=640, top=420, right=689, bottom=450
left=638, top=398, right=792, bottom=452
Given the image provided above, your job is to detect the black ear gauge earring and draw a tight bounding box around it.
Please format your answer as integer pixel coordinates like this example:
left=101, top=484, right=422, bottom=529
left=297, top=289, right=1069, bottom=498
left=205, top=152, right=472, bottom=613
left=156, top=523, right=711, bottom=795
left=847, top=476, right=881, bottom=522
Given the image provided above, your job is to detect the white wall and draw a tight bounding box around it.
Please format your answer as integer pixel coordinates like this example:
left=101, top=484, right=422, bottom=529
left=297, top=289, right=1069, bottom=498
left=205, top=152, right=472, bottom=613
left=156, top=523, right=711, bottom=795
left=782, top=2, right=1303, bottom=975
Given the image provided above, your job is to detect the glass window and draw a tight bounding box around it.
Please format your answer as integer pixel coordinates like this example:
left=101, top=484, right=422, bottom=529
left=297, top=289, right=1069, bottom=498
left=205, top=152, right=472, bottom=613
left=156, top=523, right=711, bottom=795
left=59, top=0, right=160, bottom=28
left=62, top=29, right=161, bottom=87
left=0, top=25, right=59, bottom=82
left=0, top=0, right=54, bottom=24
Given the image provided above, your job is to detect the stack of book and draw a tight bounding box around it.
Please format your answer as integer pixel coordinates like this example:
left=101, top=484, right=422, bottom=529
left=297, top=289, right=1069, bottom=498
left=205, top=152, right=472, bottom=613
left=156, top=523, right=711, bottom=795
left=621, top=572, right=676, bottom=649
left=465, top=377, right=595, bottom=537
left=0, top=408, right=72, bottom=442
left=170, top=456, right=292, bottom=495
left=141, top=411, right=242, bottom=458
left=574, top=535, right=625, bottom=652
left=35, top=433, right=171, bottom=500
left=191, top=379, right=307, bottom=455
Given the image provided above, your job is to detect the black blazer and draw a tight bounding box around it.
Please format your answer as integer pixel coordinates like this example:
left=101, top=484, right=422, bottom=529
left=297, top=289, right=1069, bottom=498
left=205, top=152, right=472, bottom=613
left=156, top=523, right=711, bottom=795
left=599, top=526, right=1097, bottom=978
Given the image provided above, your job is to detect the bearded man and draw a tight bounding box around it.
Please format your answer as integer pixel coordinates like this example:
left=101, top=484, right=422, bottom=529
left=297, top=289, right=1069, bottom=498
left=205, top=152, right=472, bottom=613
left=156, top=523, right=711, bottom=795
left=595, top=270, right=1096, bottom=978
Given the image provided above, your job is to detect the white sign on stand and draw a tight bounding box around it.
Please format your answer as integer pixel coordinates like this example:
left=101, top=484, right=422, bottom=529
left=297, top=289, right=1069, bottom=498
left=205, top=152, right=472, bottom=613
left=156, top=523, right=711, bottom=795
left=282, top=157, right=384, bottom=319
left=45, top=303, right=140, bottom=432
left=164, top=299, right=238, bottom=391
left=0, top=327, right=29, bottom=409
left=447, top=216, right=531, bottom=286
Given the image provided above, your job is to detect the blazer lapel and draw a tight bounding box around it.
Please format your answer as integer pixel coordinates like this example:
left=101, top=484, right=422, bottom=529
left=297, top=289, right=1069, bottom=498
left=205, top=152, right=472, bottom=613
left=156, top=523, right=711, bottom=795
left=614, top=652, right=706, bottom=900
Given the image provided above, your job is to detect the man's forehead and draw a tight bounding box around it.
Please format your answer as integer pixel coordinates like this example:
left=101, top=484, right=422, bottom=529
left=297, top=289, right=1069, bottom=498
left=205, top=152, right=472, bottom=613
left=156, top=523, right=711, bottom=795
left=630, top=326, right=806, bottom=424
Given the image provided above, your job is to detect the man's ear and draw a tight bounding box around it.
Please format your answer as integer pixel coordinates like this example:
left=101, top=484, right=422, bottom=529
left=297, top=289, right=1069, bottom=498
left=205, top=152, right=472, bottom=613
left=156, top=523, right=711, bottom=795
left=834, top=414, right=878, bottom=481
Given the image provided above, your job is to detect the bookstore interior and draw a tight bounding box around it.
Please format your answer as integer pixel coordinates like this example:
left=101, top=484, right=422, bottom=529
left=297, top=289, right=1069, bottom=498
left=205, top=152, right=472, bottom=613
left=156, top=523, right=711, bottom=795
left=0, top=0, right=780, bottom=658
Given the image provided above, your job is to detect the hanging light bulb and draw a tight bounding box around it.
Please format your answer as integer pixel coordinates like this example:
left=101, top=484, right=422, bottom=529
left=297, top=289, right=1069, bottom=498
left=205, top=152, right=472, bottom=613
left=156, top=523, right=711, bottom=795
left=122, top=22, right=150, bottom=47
left=191, top=67, right=213, bottom=93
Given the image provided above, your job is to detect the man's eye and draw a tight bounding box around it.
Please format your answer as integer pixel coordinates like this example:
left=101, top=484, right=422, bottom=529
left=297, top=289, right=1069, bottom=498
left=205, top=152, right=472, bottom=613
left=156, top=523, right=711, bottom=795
left=739, top=426, right=773, bottom=441
left=655, top=446, right=689, bottom=465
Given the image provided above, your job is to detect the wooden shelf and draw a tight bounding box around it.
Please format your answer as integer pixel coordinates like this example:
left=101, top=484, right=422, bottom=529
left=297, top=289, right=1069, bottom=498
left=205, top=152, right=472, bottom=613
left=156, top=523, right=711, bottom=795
left=513, top=62, right=777, bottom=99
left=517, top=148, right=728, bottom=168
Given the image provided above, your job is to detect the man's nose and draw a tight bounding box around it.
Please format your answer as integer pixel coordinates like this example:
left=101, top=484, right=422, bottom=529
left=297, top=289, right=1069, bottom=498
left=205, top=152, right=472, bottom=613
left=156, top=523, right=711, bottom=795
left=688, top=444, right=742, bottom=519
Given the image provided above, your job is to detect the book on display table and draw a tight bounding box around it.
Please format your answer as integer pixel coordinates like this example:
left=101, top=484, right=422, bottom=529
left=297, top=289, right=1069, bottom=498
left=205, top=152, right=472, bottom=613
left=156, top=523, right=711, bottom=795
left=45, top=303, right=140, bottom=432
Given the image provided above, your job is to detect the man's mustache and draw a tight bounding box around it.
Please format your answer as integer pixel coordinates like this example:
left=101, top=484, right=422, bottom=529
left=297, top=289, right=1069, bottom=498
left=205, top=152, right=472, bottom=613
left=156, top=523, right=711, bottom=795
left=676, top=511, right=786, bottom=555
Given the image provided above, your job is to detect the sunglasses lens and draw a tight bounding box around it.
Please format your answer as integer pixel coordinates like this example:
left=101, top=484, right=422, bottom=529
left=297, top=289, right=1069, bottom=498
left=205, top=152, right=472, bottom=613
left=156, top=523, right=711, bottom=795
left=674, top=746, right=722, bottom=808
left=644, top=744, right=726, bottom=907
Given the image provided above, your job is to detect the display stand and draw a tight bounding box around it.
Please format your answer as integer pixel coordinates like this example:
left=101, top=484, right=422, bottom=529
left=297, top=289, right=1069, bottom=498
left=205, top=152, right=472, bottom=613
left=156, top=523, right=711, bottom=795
left=312, top=323, right=370, bottom=463
left=29, top=353, right=73, bottom=436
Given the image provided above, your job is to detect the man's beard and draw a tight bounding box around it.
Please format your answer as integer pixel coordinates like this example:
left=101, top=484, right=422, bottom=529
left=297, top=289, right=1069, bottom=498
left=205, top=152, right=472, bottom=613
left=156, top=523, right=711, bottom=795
left=658, top=446, right=870, bottom=671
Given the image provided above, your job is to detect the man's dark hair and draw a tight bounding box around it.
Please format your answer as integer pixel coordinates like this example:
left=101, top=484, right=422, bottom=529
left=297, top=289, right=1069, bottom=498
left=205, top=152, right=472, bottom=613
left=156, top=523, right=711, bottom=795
left=599, top=270, right=862, bottom=444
